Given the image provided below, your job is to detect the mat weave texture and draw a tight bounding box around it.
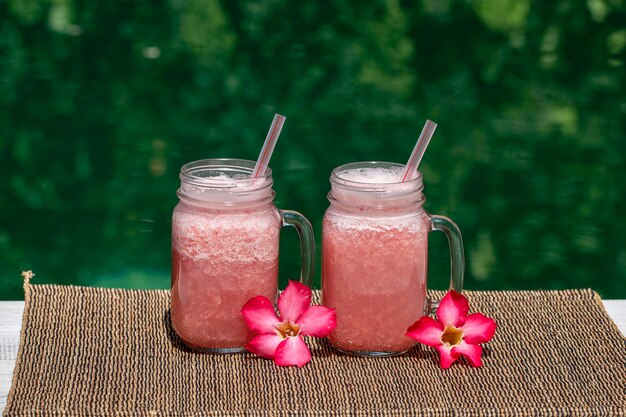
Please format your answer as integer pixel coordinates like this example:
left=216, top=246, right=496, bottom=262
left=5, top=283, right=626, bottom=417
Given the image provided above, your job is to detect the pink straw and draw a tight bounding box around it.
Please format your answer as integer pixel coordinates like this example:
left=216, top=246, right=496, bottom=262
left=400, top=119, right=437, bottom=182
left=252, top=114, right=286, bottom=178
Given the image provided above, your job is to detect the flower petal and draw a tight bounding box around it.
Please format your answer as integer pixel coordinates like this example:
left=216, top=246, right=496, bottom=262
left=297, top=306, right=337, bottom=337
left=406, top=316, right=444, bottom=347
left=435, top=345, right=459, bottom=369
left=460, top=313, right=497, bottom=345
left=436, top=290, right=469, bottom=327
left=274, top=336, right=312, bottom=367
left=277, top=280, right=312, bottom=322
left=452, top=342, right=483, bottom=367
left=246, top=334, right=283, bottom=359
left=241, top=296, right=280, bottom=334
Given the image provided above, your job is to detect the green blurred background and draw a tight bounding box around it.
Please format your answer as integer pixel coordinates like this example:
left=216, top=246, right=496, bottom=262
left=1, top=0, right=625, bottom=300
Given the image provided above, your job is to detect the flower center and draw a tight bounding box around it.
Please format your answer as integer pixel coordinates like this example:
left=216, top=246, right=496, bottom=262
left=275, top=321, right=300, bottom=339
left=441, top=325, right=463, bottom=347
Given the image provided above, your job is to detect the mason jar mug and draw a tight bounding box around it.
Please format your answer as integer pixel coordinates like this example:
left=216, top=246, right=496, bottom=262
left=321, top=161, right=464, bottom=357
left=171, top=159, right=314, bottom=353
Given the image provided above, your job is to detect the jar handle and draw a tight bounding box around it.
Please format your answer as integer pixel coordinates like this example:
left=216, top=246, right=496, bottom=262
left=427, top=214, right=465, bottom=314
left=280, top=210, right=315, bottom=288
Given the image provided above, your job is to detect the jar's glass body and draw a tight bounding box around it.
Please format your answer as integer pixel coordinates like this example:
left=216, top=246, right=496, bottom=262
left=323, top=204, right=429, bottom=354
left=171, top=159, right=281, bottom=352
left=322, top=162, right=431, bottom=356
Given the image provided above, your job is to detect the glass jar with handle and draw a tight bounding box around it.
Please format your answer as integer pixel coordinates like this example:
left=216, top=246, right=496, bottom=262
left=322, top=161, right=464, bottom=357
left=171, top=158, right=315, bottom=353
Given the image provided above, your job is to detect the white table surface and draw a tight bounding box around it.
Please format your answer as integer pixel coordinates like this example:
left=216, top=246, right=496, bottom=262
left=0, top=300, right=624, bottom=414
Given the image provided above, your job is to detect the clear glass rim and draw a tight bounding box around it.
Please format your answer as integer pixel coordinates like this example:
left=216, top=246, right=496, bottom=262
left=330, top=161, right=423, bottom=193
left=179, top=158, right=273, bottom=193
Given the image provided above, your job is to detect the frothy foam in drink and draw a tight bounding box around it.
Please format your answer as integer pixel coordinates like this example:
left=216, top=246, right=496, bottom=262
left=180, top=172, right=272, bottom=203
left=333, top=166, right=418, bottom=200
left=337, top=166, right=405, bottom=184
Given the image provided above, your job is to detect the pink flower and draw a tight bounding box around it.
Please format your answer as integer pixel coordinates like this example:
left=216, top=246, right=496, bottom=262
left=406, top=290, right=496, bottom=369
left=241, top=280, right=336, bottom=367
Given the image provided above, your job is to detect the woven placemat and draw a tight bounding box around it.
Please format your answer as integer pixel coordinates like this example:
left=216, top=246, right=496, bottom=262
left=4, top=283, right=625, bottom=417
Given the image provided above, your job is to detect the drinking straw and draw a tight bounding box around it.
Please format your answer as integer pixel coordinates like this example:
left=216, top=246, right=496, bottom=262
left=252, top=114, right=286, bottom=178
left=399, top=119, right=437, bottom=182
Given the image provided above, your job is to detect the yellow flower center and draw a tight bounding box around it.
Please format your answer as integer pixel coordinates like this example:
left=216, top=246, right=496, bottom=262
left=275, top=321, right=300, bottom=339
left=441, top=325, right=463, bottom=347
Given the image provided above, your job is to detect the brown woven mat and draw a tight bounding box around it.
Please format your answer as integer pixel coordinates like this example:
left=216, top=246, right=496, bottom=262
left=4, top=283, right=625, bottom=417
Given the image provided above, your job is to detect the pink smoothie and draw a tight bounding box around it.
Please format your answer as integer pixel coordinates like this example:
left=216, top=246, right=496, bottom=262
left=171, top=202, right=281, bottom=350
left=322, top=167, right=430, bottom=354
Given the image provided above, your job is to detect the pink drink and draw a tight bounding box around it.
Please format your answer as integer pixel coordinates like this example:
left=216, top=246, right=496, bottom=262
left=171, top=203, right=280, bottom=351
left=322, top=164, right=430, bottom=355
left=171, top=160, right=281, bottom=352
left=323, top=213, right=429, bottom=353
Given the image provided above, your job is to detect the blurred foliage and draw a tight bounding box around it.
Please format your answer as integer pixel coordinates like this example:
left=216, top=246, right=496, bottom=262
left=0, top=0, right=625, bottom=300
